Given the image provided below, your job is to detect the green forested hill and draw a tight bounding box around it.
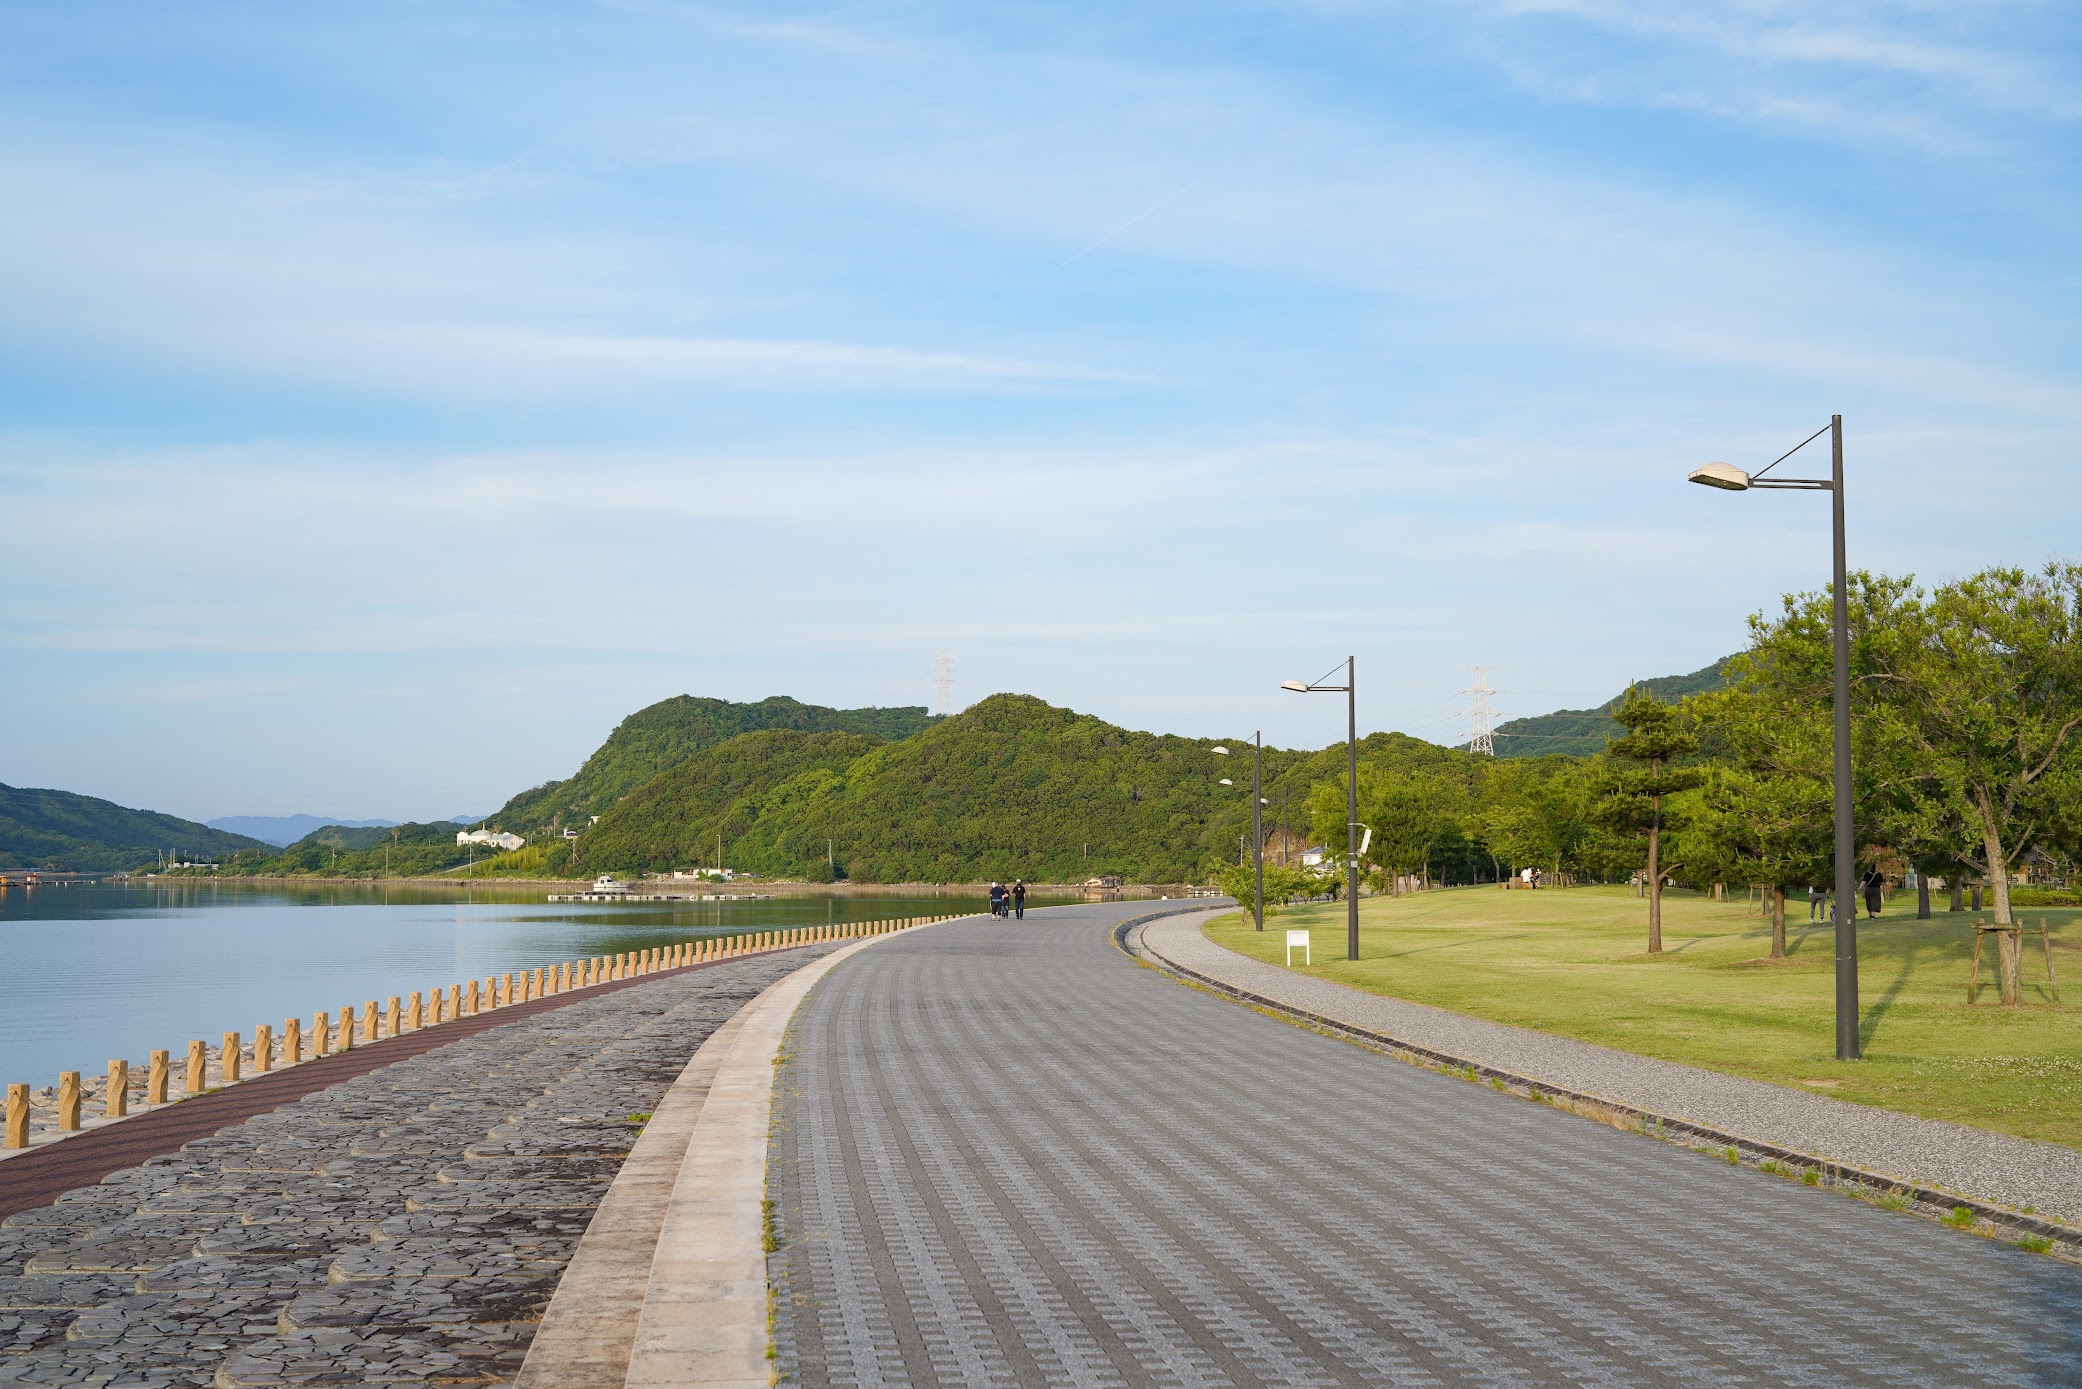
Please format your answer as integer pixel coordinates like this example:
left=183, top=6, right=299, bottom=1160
left=1491, top=658, right=1733, bottom=758
left=573, top=730, right=881, bottom=874
left=577, top=694, right=1483, bottom=883
left=495, top=695, right=939, bottom=831
left=0, top=783, right=268, bottom=872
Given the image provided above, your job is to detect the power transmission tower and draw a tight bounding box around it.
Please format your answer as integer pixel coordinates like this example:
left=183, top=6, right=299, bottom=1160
left=1463, top=666, right=1498, bottom=756
left=935, top=649, right=954, bottom=716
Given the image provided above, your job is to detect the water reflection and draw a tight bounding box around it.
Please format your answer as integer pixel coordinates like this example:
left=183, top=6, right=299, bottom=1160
left=0, top=882, right=1041, bottom=1089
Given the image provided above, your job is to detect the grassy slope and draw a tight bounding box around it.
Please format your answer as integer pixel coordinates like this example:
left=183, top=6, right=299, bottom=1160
left=1206, top=885, right=2082, bottom=1151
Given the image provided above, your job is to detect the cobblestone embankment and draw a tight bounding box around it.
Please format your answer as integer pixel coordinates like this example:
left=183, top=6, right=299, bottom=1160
left=0, top=948, right=836, bottom=1388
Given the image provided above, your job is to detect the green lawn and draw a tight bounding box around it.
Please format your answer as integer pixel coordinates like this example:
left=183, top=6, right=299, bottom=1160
left=1205, top=885, right=2082, bottom=1152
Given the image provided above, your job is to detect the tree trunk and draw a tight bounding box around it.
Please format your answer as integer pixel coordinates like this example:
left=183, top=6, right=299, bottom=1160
left=1917, top=874, right=1931, bottom=919
left=1771, top=885, right=1787, bottom=960
left=1646, top=819, right=1663, bottom=955
left=1980, top=814, right=2021, bottom=1003
left=1972, top=882, right=1982, bottom=911
left=1950, top=879, right=1964, bottom=912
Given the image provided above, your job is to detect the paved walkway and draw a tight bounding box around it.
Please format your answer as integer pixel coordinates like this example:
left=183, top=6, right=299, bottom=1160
left=769, top=903, right=2082, bottom=1387
left=1139, top=913, right=2082, bottom=1225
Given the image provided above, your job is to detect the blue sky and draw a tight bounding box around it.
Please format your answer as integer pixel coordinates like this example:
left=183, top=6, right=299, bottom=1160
left=3, top=1, right=2078, bottom=823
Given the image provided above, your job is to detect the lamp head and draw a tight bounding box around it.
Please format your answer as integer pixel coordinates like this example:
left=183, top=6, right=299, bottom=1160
left=1218, top=778, right=1235, bottom=786
left=1211, top=745, right=1229, bottom=756
left=1688, top=461, right=1751, bottom=491
left=1280, top=680, right=1310, bottom=692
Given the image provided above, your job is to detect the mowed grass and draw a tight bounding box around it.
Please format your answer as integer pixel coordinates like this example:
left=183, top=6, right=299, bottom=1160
left=1205, top=886, right=2082, bottom=1151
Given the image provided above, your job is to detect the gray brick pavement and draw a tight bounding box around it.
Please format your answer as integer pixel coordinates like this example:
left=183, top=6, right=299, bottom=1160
left=769, top=904, right=2082, bottom=1387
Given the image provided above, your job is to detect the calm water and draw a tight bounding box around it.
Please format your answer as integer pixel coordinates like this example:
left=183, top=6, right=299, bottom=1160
left=0, top=882, right=1022, bottom=1089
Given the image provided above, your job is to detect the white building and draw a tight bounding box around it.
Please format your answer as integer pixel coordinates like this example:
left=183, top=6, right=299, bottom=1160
left=457, top=829, right=525, bottom=852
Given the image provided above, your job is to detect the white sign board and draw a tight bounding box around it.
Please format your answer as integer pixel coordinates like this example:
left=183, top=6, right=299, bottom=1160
left=1285, top=929, right=1310, bottom=966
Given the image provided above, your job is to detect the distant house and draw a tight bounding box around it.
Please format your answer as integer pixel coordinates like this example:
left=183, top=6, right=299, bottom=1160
left=1300, top=846, right=1328, bottom=868
left=457, top=829, right=525, bottom=852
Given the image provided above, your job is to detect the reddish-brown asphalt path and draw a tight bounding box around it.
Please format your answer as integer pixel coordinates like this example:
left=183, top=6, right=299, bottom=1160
left=0, top=950, right=802, bottom=1220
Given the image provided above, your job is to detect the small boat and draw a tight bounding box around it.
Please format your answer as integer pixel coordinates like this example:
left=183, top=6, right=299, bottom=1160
left=589, top=874, right=632, bottom=895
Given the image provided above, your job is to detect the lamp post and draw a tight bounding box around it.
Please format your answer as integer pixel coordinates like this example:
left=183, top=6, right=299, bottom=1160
left=1213, top=735, right=1267, bottom=930
left=1282, top=658, right=1359, bottom=961
left=1688, top=414, right=1858, bottom=1061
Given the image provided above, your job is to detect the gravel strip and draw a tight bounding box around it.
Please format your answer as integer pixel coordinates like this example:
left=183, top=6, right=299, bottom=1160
left=1139, top=912, right=2082, bottom=1224
left=0, top=948, right=835, bottom=1388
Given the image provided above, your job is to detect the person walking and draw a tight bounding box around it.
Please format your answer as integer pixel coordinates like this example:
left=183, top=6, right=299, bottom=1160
left=988, top=882, right=1005, bottom=918
left=1809, top=884, right=1826, bottom=923
left=1012, top=880, right=1026, bottom=920
left=1861, top=867, right=1885, bottom=920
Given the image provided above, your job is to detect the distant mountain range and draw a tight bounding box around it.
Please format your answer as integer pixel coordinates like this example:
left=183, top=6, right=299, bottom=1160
left=1486, top=658, right=1733, bottom=758
left=205, top=814, right=398, bottom=847
left=204, top=813, right=490, bottom=846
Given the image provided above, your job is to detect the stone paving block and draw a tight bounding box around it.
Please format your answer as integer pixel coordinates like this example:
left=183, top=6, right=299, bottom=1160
left=66, top=1289, right=287, bottom=1341
left=136, top=1258, right=329, bottom=1296
left=215, top=1323, right=532, bottom=1386
left=0, top=1276, right=129, bottom=1311
left=25, top=1241, right=198, bottom=1276
left=371, top=1211, right=590, bottom=1246
left=328, top=1245, right=567, bottom=1285
left=277, top=1275, right=555, bottom=1331
left=402, top=1181, right=608, bottom=1213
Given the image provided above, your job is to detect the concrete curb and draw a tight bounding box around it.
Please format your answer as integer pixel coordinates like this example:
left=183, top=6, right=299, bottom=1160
left=516, top=918, right=963, bottom=1389
left=1120, top=910, right=2082, bottom=1264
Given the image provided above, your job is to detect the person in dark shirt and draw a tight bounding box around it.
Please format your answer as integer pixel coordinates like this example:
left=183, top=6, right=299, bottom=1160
left=1012, top=880, right=1026, bottom=920
left=1861, top=868, right=1885, bottom=919
left=988, top=882, right=1005, bottom=917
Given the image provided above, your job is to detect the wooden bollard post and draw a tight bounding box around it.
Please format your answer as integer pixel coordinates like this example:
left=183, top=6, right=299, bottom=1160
left=504, top=972, right=516, bottom=1005
left=448, top=984, right=462, bottom=1019
left=466, top=980, right=481, bottom=1015
left=187, top=1040, right=207, bottom=1094
left=387, top=997, right=402, bottom=1037
left=4, top=1084, right=26, bottom=1148
left=149, top=1049, right=169, bottom=1102
left=361, top=1002, right=378, bottom=1043
left=409, top=993, right=423, bottom=1030
left=58, top=1071, right=81, bottom=1131
left=533, top=967, right=545, bottom=999
left=339, top=1007, right=355, bottom=1051
left=254, top=1024, right=272, bottom=1074
left=222, top=1032, right=241, bottom=1085
left=107, top=1059, right=128, bottom=1117
left=312, top=1013, right=330, bottom=1058
left=285, top=1018, right=301, bottom=1065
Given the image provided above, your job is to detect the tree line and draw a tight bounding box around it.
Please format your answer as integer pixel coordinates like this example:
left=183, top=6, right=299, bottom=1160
left=1264, top=563, right=2081, bottom=1001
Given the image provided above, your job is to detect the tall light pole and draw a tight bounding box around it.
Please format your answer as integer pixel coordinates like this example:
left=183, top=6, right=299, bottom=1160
left=1213, top=734, right=1267, bottom=930
left=1283, top=659, right=1359, bottom=961
left=1688, top=414, right=1858, bottom=1060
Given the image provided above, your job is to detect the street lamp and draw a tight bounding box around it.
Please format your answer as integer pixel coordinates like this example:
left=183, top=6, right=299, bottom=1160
left=1282, top=658, right=1359, bottom=961
left=1213, top=736, right=1267, bottom=931
left=1688, top=413, right=1859, bottom=1061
